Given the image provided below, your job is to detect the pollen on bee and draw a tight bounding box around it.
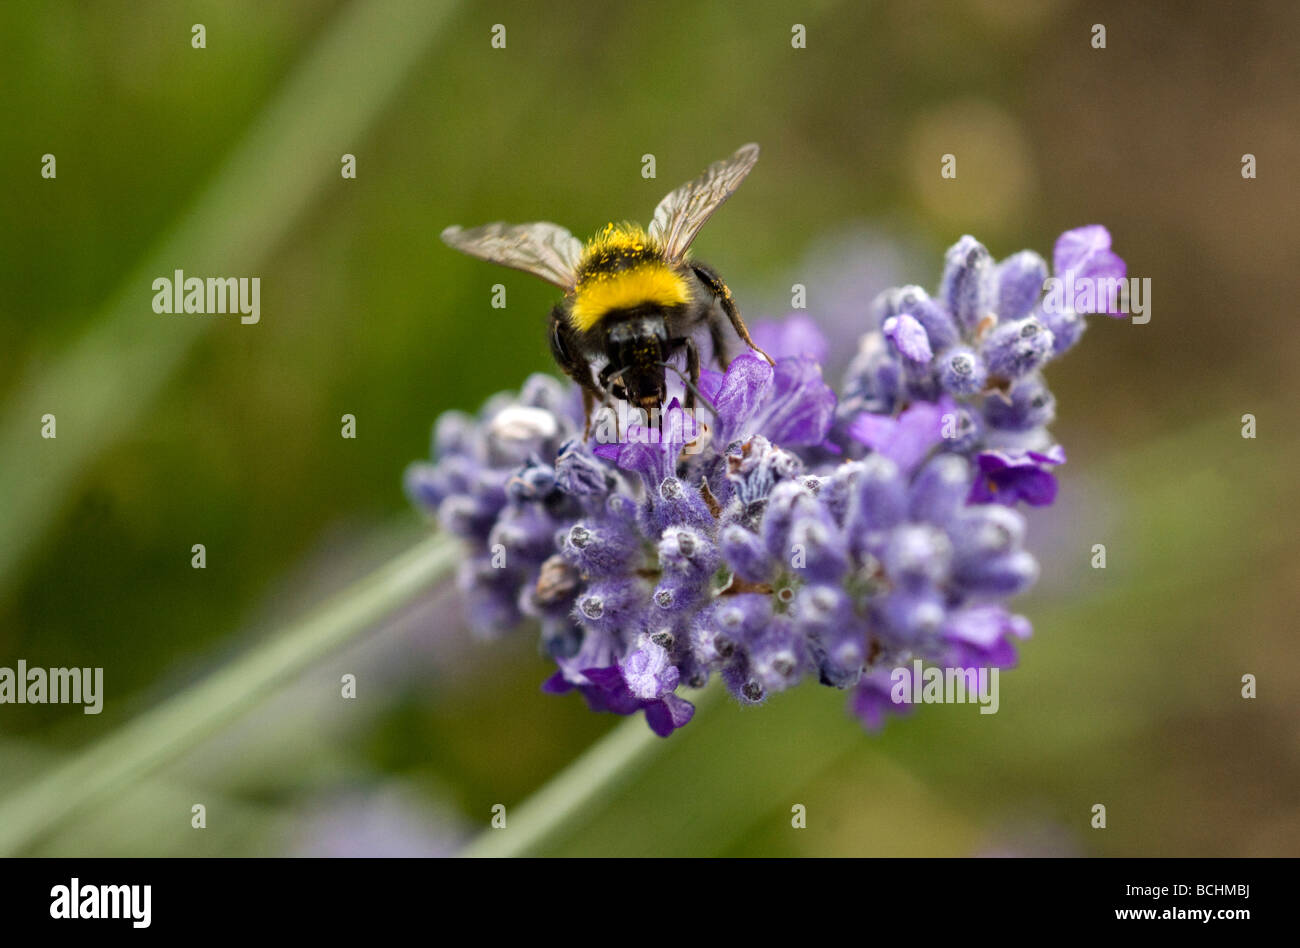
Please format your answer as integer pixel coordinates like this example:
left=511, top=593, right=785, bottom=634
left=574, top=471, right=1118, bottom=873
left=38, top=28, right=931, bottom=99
left=569, top=263, right=692, bottom=331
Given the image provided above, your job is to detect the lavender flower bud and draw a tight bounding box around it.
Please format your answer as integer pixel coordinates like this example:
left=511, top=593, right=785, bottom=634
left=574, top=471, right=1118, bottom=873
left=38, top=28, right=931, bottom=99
left=846, top=455, right=907, bottom=558
left=875, top=588, right=946, bottom=645
left=746, top=615, right=810, bottom=692
left=995, top=250, right=1049, bottom=322
left=562, top=520, right=638, bottom=577
left=841, top=332, right=903, bottom=412
left=896, top=286, right=960, bottom=351
left=937, top=346, right=988, bottom=396
left=788, top=510, right=850, bottom=583
left=950, top=504, right=1026, bottom=558
left=953, top=550, right=1039, bottom=596
left=714, top=593, right=773, bottom=642
left=725, top=435, right=804, bottom=511
left=489, top=506, right=557, bottom=565
left=528, top=555, right=580, bottom=620
left=819, top=460, right=864, bottom=525
left=645, top=476, right=715, bottom=535
left=459, top=557, right=522, bottom=636
left=870, top=286, right=904, bottom=324
left=438, top=494, right=494, bottom=540
left=621, top=638, right=680, bottom=701
left=505, top=459, right=557, bottom=503
left=432, top=410, right=478, bottom=458
left=403, top=462, right=442, bottom=515
left=792, top=585, right=865, bottom=688
left=574, top=577, right=645, bottom=634
left=486, top=405, right=561, bottom=466
left=1038, top=305, right=1087, bottom=356
left=761, top=480, right=819, bottom=562
left=722, top=658, right=767, bottom=705
left=720, top=523, right=778, bottom=584
left=658, top=526, right=721, bottom=577
left=939, top=236, right=994, bottom=333
left=518, top=372, right=573, bottom=416
left=651, top=571, right=708, bottom=616
left=941, top=405, right=983, bottom=453
left=541, top=620, right=583, bottom=659
left=555, top=440, right=614, bottom=497
left=981, top=317, right=1054, bottom=380
left=908, top=454, right=970, bottom=526
left=984, top=376, right=1056, bottom=432
left=881, top=524, right=952, bottom=587
left=882, top=313, right=933, bottom=364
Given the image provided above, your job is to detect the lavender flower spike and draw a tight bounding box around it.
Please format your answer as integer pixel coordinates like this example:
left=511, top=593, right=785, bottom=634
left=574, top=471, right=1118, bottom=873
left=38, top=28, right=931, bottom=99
left=409, top=227, right=1125, bottom=735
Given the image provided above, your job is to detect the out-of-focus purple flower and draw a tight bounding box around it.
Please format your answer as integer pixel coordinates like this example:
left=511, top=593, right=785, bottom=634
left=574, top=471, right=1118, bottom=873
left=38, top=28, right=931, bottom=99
left=408, top=227, right=1122, bottom=736
left=968, top=446, right=1066, bottom=507
left=1052, top=225, right=1128, bottom=317
left=851, top=667, right=913, bottom=732
left=751, top=313, right=829, bottom=364
left=847, top=396, right=954, bottom=475
left=883, top=313, right=933, bottom=363
left=543, top=657, right=695, bottom=737
left=940, top=605, right=1032, bottom=668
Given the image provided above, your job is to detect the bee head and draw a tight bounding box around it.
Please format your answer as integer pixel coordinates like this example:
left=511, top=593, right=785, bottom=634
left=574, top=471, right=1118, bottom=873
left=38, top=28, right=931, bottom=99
left=605, top=312, right=669, bottom=409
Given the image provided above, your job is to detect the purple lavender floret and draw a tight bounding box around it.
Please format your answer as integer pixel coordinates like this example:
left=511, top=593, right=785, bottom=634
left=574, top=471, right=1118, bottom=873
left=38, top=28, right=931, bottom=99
left=407, top=226, right=1125, bottom=736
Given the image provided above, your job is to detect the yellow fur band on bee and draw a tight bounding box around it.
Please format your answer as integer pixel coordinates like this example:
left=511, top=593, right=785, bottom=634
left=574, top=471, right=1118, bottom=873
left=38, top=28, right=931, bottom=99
left=569, top=265, right=692, bottom=331
left=567, top=223, right=693, bottom=332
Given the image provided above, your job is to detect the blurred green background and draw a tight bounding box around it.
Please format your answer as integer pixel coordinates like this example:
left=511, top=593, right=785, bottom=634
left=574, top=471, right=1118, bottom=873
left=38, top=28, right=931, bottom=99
left=1, top=0, right=1296, bottom=856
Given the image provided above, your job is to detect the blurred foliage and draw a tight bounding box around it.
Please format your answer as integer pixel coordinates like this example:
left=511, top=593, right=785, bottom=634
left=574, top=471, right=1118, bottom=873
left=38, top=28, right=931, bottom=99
left=0, top=0, right=1296, bottom=855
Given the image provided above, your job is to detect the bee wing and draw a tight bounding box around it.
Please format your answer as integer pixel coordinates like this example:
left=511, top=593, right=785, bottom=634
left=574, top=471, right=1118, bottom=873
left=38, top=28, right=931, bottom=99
left=440, top=221, right=584, bottom=290
left=647, top=143, right=760, bottom=263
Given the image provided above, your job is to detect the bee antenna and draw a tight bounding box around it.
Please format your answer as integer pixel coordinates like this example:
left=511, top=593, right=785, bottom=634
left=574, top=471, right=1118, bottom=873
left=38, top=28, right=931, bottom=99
left=658, top=362, right=717, bottom=417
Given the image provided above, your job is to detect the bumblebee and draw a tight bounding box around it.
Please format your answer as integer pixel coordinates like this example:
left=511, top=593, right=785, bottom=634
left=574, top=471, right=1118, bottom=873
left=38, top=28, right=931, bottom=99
left=441, top=144, right=773, bottom=428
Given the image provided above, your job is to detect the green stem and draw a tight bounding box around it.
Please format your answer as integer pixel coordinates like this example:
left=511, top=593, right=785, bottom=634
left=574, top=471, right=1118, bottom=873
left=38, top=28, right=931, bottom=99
left=0, top=533, right=459, bottom=856
left=461, top=683, right=718, bottom=858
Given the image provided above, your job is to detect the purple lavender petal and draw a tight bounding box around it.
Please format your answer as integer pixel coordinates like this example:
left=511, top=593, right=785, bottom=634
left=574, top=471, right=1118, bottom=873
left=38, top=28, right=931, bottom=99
left=752, top=357, right=837, bottom=446
left=644, top=693, right=696, bottom=736
left=1053, top=225, right=1128, bottom=317
left=750, top=313, right=830, bottom=363
left=712, top=353, right=775, bottom=441
left=847, top=398, right=952, bottom=475
left=995, top=250, right=1049, bottom=322
left=969, top=448, right=1063, bottom=507
left=882, top=313, right=933, bottom=363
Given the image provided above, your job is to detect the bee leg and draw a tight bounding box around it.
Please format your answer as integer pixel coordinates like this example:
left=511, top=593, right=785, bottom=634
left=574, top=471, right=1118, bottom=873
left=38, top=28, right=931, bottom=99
left=550, top=305, right=608, bottom=438
left=581, top=389, right=595, bottom=439
left=683, top=337, right=700, bottom=411
left=661, top=340, right=717, bottom=417
left=692, top=262, right=774, bottom=367
left=596, top=363, right=630, bottom=442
